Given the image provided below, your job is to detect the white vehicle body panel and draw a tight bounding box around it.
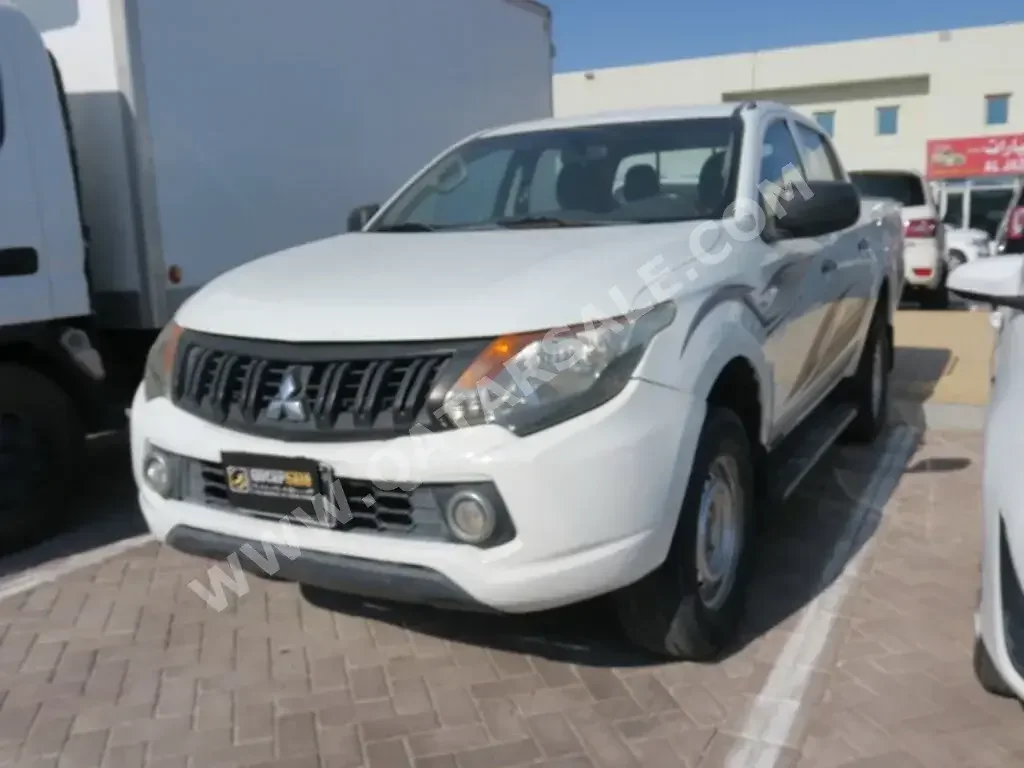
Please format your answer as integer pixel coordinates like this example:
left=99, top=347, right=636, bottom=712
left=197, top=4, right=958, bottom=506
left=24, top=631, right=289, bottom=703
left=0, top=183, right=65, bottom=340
left=15, top=0, right=553, bottom=329
left=947, top=257, right=1024, bottom=699
left=945, top=226, right=991, bottom=265
left=130, top=102, right=902, bottom=613
left=0, top=4, right=88, bottom=326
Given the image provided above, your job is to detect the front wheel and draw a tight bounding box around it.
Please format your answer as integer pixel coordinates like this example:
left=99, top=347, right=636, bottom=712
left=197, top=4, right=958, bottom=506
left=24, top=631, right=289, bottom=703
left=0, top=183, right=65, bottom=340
left=613, top=407, right=754, bottom=660
left=0, top=365, right=84, bottom=552
left=947, top=250, right=967, bottom=272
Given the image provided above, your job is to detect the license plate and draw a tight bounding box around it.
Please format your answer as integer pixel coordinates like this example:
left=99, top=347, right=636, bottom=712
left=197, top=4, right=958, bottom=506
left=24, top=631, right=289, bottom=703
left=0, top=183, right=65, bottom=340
left=222, top=452, right=332, bottom=525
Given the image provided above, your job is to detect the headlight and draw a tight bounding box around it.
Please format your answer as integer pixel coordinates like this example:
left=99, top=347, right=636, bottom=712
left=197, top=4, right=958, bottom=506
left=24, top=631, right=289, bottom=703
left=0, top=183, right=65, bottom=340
left=143, top=322, right=182, bottom=401
left=438, top=302, right=676, bottom=435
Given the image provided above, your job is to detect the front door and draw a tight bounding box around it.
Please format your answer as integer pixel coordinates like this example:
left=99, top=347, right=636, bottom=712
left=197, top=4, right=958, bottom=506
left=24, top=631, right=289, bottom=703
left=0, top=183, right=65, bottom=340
left=789, top=120, right=872, bottom=388
left=0, top=33, right=52, bottom=325
left=756, top=118, right=831, bottom=439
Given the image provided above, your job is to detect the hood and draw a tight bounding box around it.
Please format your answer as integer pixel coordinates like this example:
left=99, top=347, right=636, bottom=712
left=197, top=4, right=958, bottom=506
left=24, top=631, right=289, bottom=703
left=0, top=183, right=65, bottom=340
left=175, top=224, right=710, bottom=342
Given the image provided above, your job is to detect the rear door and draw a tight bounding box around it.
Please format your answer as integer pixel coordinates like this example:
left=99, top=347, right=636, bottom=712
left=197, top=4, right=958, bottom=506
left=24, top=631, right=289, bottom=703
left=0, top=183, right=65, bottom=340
left=851, top=171, right=940, bottom=279
left=0, top=23, right=52, bottom=325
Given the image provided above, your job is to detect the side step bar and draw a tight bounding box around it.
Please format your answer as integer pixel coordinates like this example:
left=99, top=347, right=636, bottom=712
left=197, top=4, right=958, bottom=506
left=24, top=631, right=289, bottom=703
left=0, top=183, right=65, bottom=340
left=767, top=402, right=857, bottom=502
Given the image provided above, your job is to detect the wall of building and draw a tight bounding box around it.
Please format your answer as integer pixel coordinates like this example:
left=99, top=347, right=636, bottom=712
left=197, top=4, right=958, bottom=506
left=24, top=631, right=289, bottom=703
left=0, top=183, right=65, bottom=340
left=552, top=22, right=1024, bottom=174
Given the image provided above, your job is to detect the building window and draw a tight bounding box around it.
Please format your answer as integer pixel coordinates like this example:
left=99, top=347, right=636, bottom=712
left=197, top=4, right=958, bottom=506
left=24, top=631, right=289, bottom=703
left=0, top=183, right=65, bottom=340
left=812, top=111, right=835, bottom=137
left=876, top=106, right=898, bottom=136
left=986, top=94, right=1010, bottom=126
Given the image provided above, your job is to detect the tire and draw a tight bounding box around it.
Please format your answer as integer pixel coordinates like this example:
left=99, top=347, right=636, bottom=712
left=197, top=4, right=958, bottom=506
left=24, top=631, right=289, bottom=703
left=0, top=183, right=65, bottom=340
left=948, top=250, right=967, bottom=272
left=0, top=364, right=84, bottom=551
left=613, top=407, right=754, bottom=660
left=974, top=637, right=1015, bottom=698
left=845, top=309, right=890, bottom=444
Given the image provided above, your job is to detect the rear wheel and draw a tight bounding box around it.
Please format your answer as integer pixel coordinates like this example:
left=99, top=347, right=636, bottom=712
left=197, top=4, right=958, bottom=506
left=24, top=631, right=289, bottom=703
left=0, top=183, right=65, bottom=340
left=973, top=637, right=1015, bottom=698
left=613, top=407, right=754, bottom=660
left=0, top=365, right=84, bottom=552
left=845, top=310, right=890, bottom=444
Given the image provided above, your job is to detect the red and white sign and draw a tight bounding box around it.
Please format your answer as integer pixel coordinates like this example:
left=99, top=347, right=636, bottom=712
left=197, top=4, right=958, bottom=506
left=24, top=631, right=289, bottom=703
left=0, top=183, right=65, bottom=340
left=926, top=133, right=1024, bottom=179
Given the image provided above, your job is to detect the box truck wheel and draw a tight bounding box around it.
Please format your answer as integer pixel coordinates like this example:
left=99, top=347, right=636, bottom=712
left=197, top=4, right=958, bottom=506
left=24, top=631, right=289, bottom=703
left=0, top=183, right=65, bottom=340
left=0, top=364, right=84, bottom=551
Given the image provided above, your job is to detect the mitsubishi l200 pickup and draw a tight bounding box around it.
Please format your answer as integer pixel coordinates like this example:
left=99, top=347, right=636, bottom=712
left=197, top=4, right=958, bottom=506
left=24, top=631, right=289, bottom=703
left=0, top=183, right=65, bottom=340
left=130, top=102, right=903, bottom=659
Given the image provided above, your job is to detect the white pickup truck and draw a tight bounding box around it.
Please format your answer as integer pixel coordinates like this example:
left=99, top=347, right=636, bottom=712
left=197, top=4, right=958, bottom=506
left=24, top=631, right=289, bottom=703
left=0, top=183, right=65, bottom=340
left=131, top=101, right=903, bottom=659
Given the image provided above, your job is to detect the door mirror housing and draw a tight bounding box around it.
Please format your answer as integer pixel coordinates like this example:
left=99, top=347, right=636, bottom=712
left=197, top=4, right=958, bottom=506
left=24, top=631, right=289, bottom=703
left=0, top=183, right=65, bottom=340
left=947, top=255, right=1024, bottom=310
left=347, top=203, right=381, bottom=232
left=772, top=180, right=861, bottom=239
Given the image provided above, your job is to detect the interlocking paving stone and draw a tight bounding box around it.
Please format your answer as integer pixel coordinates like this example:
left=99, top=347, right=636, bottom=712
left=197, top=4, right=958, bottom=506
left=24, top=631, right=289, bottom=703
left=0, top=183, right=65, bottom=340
left=0, top=425, right=1016, bottom=766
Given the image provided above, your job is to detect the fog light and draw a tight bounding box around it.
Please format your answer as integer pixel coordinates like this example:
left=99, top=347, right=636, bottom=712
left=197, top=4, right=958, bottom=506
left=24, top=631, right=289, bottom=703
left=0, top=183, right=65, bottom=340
left=142, top=448, right=173, bottom=497
left=445, top=491, right=496, bottom=544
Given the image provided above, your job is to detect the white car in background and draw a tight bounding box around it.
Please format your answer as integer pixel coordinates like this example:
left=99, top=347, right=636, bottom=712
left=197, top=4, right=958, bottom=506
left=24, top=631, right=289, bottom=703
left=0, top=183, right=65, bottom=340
left=850, top=170, right=948, bottom=308
left=947, top=255, right=1024, bottom=700
left=944, top=226, right=992, bottom=270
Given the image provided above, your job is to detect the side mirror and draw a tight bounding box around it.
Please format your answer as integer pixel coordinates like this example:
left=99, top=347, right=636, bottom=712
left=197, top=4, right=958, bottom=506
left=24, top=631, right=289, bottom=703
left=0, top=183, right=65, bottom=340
left=347, top=203, right=380, bottom=232
left=947, top=255, right=1024, bottom=309
left=774, top=180, right=860, bottom=239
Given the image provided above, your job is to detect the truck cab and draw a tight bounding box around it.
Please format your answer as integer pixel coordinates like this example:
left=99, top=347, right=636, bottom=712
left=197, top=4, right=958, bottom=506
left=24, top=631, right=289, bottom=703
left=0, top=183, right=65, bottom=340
left=0, top=5, right=107, bottom=548
left=0, top=4, right=88, bottom=328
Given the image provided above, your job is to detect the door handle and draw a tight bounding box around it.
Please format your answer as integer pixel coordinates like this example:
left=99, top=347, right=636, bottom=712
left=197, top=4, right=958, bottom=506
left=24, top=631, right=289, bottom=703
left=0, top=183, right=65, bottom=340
left=0, top=247, right=38, bottom=277
left=821, top=259, right=837, bottom=275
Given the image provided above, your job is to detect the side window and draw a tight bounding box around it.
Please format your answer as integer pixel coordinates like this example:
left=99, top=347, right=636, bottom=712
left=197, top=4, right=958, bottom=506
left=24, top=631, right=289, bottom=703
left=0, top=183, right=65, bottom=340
left=793, top=123, right=842, bottom=181
left=759, top=121, right=805, bottom=210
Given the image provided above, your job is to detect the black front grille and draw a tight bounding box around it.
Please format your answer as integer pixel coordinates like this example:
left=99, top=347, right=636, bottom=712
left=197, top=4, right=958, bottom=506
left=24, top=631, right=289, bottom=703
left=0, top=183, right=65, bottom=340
left=186, top=457, right=447, bottom=538
left=172, top=331, right=483, bottom=441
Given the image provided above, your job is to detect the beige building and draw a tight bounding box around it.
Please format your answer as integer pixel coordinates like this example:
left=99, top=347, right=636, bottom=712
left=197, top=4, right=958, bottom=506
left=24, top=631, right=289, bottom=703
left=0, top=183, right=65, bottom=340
left=553, top=22, right=1024, bottom=234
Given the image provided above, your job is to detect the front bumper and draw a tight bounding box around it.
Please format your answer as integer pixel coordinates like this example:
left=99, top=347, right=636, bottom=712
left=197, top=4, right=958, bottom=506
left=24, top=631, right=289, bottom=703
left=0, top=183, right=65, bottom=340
left=130, top=379, right=701, bottom=613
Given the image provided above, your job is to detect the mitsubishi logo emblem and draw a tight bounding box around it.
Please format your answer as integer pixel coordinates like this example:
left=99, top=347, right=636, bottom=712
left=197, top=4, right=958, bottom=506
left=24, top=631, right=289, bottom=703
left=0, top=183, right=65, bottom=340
left=266, top=367, right=308, bottom=422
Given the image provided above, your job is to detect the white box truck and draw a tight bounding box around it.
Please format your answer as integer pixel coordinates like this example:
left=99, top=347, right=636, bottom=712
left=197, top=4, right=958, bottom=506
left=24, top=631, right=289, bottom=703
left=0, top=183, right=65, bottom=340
left=0, top=0, right=553, bottom=546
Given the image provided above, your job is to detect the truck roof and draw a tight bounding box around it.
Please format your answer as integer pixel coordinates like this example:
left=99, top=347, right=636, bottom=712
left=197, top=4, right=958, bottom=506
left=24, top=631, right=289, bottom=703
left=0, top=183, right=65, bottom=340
left=479, top=101, right=790, bottom=137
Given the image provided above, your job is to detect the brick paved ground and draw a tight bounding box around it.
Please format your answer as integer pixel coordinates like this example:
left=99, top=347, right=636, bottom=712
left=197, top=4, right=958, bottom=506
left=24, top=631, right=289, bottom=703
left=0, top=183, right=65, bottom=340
left=797, top=429, right=1024, bottom=768
left=0, top=424, right=1018, bottom=767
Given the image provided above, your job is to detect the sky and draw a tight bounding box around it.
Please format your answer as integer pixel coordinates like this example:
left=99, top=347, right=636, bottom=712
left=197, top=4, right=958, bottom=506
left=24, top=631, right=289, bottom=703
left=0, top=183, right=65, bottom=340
left=545, top=0, right=1024, bottom=73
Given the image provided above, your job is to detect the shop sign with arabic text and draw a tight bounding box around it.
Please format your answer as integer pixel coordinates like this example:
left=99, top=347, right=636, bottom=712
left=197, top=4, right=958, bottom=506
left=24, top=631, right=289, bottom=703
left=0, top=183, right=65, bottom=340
left=926, top=133, right=1024, bottom=178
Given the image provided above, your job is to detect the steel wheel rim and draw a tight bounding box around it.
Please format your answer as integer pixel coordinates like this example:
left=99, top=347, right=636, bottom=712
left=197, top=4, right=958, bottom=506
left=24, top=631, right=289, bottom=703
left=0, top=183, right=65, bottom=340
left=871, top=338, right=885, bottom=419
left=696, top=454, right=743, bottom=610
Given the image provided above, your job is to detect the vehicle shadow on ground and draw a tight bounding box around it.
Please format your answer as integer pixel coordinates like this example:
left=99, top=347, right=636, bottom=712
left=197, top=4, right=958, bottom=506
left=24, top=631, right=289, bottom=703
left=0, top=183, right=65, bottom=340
left=306, top=348, right=968, bottom=668
left=0, top=430, right=146, bottom=580
left=890, top=346, right=953, bottom=404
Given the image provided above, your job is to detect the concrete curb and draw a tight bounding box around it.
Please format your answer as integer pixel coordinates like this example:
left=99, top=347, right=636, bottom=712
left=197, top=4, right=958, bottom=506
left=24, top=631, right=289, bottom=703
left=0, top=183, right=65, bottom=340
left=891, top=399, right=986, bottom=432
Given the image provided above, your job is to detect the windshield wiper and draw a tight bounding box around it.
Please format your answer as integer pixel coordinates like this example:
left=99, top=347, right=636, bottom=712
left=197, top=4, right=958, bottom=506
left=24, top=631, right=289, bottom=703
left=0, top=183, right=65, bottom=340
left=373, top=222, right=436, bottom=232
left=495, top=216, right=607, bottom=229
